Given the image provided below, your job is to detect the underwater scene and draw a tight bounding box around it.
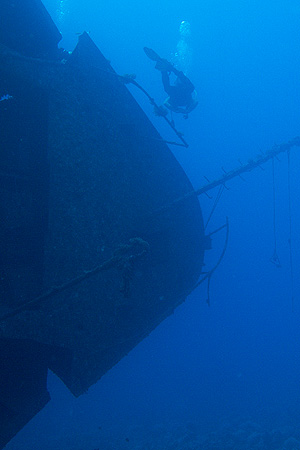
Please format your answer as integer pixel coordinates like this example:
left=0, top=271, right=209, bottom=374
left=1, top=0, right=300, bottom=449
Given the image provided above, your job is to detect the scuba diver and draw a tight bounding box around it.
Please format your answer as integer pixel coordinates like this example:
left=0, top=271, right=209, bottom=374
left=144, top=47, right=198, bottom=119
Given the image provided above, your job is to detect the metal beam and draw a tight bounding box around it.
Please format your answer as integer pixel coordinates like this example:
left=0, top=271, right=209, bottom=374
left=195, top=137, right=300, bottom=196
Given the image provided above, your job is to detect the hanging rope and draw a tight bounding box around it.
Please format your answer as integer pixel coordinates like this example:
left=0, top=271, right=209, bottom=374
left=188, top=218, right=229, bottom=305
left=270, top=157, right=281, bottom=268
left=287, top=150, right=295, bottom=311
left=149, top=137, right=300, bottom=219
left=204, top=184, right=224, bottom=231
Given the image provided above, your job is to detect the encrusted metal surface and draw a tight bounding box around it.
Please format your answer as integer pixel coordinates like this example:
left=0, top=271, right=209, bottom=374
left=0, top=9, right=205, bottom=447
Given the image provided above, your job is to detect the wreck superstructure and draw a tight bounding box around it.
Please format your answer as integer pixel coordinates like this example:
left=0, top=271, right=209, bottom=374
left=0, top=0, right=208, bottom=447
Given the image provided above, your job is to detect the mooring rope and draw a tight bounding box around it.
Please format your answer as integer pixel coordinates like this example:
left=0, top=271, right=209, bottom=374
left=270, top=157, right=281, bottom=267
left=0, top=238, right=149, bottom=323
left=121, top=76, right=189, bottom=147
left=287, top=150, right=295, bottom=311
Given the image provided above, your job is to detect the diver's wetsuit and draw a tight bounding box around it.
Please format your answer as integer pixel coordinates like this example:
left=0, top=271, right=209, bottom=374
left=161, top=69, right=195, bottom=108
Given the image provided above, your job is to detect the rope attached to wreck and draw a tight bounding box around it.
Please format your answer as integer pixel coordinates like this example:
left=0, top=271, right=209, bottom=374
left=287, top=149, right=295, bottom=311
left=0, top=238, right=149, bottom=323
left=150, top=137, right=300, bottom=217
left=120, top=75, right=189, bottom=148
left=98, top=219, right=229, bottom=353
left=190, top=218, right=229, bottom=306
left=0, top=46, right=188, bottom=148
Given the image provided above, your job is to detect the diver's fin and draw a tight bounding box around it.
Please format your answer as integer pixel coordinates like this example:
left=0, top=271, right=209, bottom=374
left=143, top=47, right=161, bottom=62
left=144, top=47, right=174, bottom=72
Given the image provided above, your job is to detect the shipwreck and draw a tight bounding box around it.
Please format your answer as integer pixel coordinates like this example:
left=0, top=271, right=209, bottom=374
left=1, top=1, right=299, bottom=448
left=0, top=0, right=208, bottom=447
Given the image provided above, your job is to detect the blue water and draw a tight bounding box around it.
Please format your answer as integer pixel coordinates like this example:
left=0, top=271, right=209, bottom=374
left=7, top=0, right=300, bottom=448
